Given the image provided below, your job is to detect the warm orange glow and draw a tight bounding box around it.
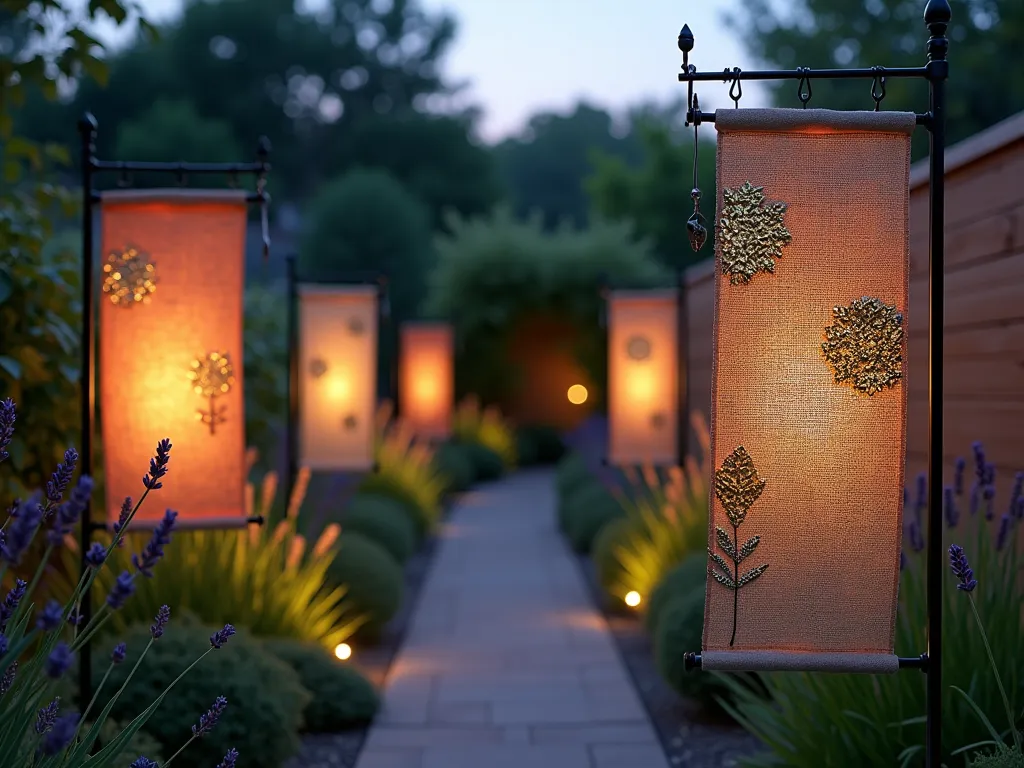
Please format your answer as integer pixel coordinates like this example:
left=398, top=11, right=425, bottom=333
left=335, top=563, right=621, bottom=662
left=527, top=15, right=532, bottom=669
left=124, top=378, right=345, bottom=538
left=567, top=384, right=588, bottom=405
left=298, top=285, right=378, bottom=470
left=334, top=642, right=352, bottom=661
left=607, top=290, right=679, bottom=466
left=99, top=190, right=249, bottom=526
left=624, top=591, right=642, bottom=608
left=399, top=323, right=454, bottom=440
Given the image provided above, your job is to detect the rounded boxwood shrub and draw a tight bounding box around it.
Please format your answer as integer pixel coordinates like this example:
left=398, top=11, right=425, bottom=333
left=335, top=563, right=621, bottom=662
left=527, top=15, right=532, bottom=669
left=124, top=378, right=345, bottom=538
left=356, top=473, right=430, bottom=541
left=98, top=622, right=309, bottom=768
left=460, top=440, right=505, bottom=482
left=325, top=532, right=404, bottom=642
left=262, top=639, right=379, bottom=732
left=644, top=552, right=709, bottom=634
left=653, top=590, right=723, bottom=706
left=433, top=441, right=476, bottom=492
left=591, top=515, right=641, bottom=607
left=556, top=453, right=591, bottom=500
left=564, top=483, right=624, bottom=554
left=343, top=493, right=418, bottom=564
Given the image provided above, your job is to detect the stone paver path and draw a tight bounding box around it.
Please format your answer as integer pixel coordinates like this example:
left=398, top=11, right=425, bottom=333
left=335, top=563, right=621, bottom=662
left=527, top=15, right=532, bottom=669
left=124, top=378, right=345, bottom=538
left=355, top=468, right=671, bottom=768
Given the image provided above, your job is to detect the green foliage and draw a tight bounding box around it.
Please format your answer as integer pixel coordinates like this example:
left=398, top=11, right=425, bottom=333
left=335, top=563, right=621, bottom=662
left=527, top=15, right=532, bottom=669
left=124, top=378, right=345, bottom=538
left=359, top=408, right=448, bottom=537
left=451, top=396, right=517, bottom=470
left=426, top=207, right=666, bottom=407
left=591, top=516, right=640, bottom=608
left=724, top=0, right=1024, bottom=160
left=563, top=482, right=625, bottom=555
left=115, top=99, right=243, bottom=187
left=654, top=591, right=735, bottom=708
left=261, top=639, right=379, bottom=733
left=342, top=494, right=419, bottom=565
left=588, top=121, right=718, bottom=270
left=325, top=533, right=404, bottom=643
left=432, top=441, right=476, bottom=493
left=492, top=102, right=644, bottom=230
left=339, top=113, right=503, bottom=231
left=244, top=282, right=288, bottom=468
left=515, top=424, right=567, bottom=467
left=60, top=518, right=364, bottom=653
left=971, top=745, right=1024, bottom=768
left=100, top=622, right=309, bottom=768
left=720, top=459, right=1023, bottom=768
left=644, top=552, right=709, bottom=635
left=299, top=168, right=433, bottom=325
left=556, top=453, right=597, bottom=532
left=459, top=441, right=505, bottom=483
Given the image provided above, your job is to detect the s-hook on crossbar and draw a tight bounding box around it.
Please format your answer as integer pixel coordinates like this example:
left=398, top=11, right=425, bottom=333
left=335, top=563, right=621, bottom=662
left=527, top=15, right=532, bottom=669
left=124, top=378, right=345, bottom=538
left=76, top=113, right=272, bottom=711
left=675, top=0, right=950, bottom=765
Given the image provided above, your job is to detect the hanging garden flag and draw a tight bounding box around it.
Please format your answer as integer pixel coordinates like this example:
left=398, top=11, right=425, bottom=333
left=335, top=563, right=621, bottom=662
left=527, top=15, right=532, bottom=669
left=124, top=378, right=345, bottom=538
left=704, top=109, right=915, bottom=674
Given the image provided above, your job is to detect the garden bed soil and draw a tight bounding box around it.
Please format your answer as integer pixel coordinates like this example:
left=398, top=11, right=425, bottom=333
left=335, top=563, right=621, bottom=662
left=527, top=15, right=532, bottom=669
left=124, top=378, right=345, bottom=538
left=575, top=556, right=765, bottom=768
left=283, top=495, right=451, bottom=768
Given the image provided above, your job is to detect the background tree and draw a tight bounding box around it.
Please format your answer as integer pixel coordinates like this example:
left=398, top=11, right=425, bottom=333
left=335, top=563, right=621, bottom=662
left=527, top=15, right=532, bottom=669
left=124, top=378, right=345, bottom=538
left=724, top=0, right=1024, bottom=157
left=492, top=102, right=643, bottom=230
left=587, top=122, right=718, bottom=271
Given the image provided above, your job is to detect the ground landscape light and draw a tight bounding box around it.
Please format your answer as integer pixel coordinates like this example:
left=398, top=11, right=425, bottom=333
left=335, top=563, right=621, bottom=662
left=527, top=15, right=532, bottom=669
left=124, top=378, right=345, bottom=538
left=567, top=384, right=588, bottom=405
left=334, top=642, right=352, bottom=661
left=624, top=591, right=642, bottom=608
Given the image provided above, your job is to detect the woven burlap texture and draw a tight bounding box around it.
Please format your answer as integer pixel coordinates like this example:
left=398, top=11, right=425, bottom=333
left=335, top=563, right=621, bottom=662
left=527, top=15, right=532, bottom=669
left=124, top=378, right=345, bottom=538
left=702, top=109, right=913, bottom=674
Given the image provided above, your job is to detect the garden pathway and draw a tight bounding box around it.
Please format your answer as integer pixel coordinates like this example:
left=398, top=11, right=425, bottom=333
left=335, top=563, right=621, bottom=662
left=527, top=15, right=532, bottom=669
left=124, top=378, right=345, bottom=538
left=354, top=468, right=671, bottom=768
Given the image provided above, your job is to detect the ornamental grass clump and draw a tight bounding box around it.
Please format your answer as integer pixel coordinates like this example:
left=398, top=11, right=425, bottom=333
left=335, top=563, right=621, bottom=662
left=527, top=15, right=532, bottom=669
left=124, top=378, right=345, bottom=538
left=0, top=397, right=239, bottom=767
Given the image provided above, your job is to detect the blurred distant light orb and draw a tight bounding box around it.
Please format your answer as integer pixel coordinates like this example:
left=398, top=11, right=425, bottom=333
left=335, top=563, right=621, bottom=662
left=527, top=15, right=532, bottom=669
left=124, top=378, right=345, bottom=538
left=334, top=642, right=352, bottom=661
left=567, top=384, right=588, bottom=405
left=624, top=591, right=642, bottom=608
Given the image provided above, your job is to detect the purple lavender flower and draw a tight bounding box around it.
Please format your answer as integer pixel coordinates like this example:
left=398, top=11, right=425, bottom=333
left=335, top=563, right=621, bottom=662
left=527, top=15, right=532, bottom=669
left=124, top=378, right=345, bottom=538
left=0, top=398, right=15, bottom=462
left=111, top=642, right=127, bottom=665
left=150, top=605, right=170, bottom=639
left=983, top=484, right=995, bottom=520
left=969, top=482, right=980, bottom=517
left=40, top=713, right=78, bottom=756
left=44, top=449, right=78, bottom=511
left=0, top=579, right=27, bottom=632
left=0, top=632, right=7, bottom=655
left=47, top=475, right=95, bottom=546
left=899, top=551, right=908, bottom=571
left=132, top=509, right=178, bottom=578
left=1009, top=472, right=1024, bottom=517
left=943, top=487, right=959, bottom=528
left=907, top=520, right=925, bottom=552
left=130, top=759, right=159, bottom=768
left=142, top=438, right=172, bottom=490
left=948, top=544, right=978, bottom=592
left=113, top=497, right=133, bottom=546
left=1016, top=496, right=1024, bottom=521
left=996, top=514, right=1012, bottom=551
left=84, top=542, right=107, bottom=568
left=972, top=442, right=987, bottom=482
left=67, top=608, right=83, bottom=627
left=106, top=571, right=136, bottom=610
left=953, top=457, right=966, bottom=496
left=210, top=624, right=236, bottom=650
left=35, top=697, right=60, bottom=734
left=45, top=642, right=74, bottom=679
left=0, top=662, right=16, bottom=696
left=0, top=491, right=42, bottom=565
left=217, top=748, right=239, bottom=768
left=914, top=471, right=927, bottom=515
left=36, top=600, right=64, bottom=631
left=192, top=695, right=228, bottom=737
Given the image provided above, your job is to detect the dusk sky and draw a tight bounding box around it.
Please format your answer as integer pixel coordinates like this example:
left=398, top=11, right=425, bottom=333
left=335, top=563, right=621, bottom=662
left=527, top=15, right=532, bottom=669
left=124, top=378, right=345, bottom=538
left=105, top=0, right=769, bottom=143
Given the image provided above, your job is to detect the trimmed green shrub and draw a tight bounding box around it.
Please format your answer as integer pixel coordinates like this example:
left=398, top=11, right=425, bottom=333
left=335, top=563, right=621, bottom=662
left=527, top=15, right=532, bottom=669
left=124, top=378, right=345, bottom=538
left=262, top=639, right=379, bottom=732
left=343, top=494, right=418, bottom=565
left=325, top=532, right=404, bottom=642
left=460, top=440, right=505, bottom=482
left=556, top=453, right=593, bottom=500
left=653, top=591, right=727, bottom=708
left=516, top=425, right=567, bottom=466
left=591, top=516, right=641, bottom=608
left=644, top=552, right=709, bottom=634
left=433, top=441, right=476, bottom=492
left=564, top=482, right=624, bottom=554
left=98, top=623, right=309, bottom=768
left=357, top=474, right=431, bottom=541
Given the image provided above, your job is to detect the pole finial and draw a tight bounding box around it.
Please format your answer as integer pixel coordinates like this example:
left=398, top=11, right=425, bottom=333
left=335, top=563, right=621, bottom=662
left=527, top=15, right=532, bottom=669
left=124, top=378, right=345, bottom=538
left=78, top=112, right=97, bottom=137
left=678, top=24, right=694, bottom=53
left=923, top=0, right=952, bottom=27
left=256, top=135, right=272, bottom=162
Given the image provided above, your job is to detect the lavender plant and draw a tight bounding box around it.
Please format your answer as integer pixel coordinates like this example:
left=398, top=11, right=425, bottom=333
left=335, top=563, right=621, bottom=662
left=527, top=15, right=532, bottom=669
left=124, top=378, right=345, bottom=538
left=0, top=397, right=240, bottom=766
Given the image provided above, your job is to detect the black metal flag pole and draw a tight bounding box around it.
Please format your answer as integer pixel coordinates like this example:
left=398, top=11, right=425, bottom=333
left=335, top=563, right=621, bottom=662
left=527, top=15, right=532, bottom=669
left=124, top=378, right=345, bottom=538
left=675, top=1, right=949, bottom=765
